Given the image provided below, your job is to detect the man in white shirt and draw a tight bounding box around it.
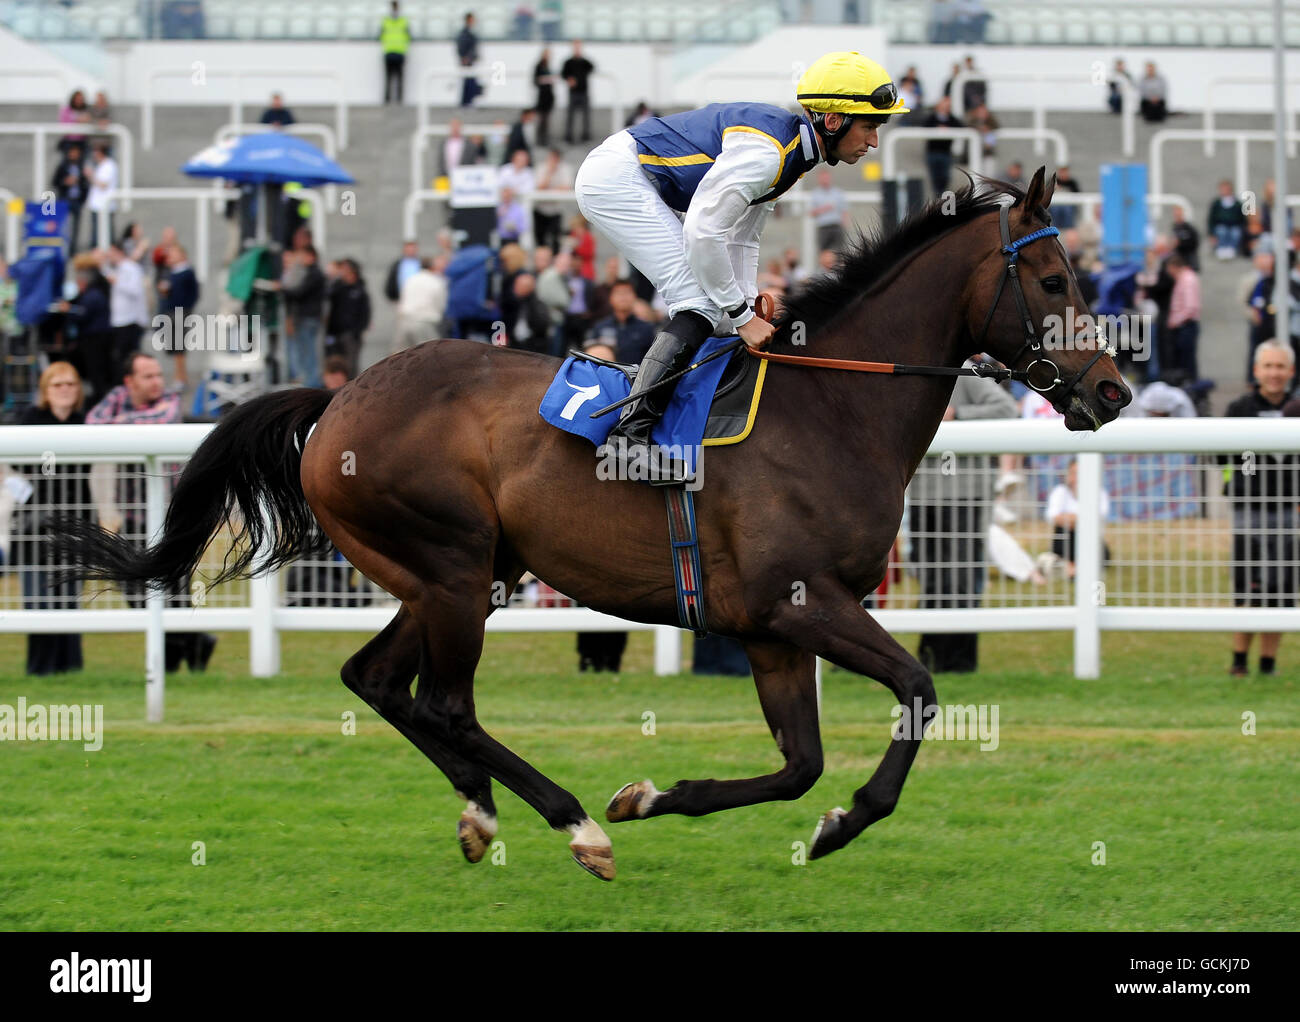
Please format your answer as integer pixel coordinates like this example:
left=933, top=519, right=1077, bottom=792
left=103, top=239, right=149, bottom=369
left=573, top=51, right=906, bottom=483
left=396, top=257, right=449, bottom=352
left=86, top=143, right=119, bottom=249
left=497, top=148, right=536, bottom=199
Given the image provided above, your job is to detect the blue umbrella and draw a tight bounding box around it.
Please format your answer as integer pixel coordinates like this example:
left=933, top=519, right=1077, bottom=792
left=181, top=132, right=354, bottom=186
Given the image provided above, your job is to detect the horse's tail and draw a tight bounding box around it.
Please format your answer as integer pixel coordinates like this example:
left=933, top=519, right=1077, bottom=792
left=54, top=388, right=336, bottom=592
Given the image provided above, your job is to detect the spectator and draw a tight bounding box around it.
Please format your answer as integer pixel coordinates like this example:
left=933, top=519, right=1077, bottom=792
left=89, top=90, right=112, bottom=132
left=157, top=244, right=199, bottom=388
left=1169, top=204, right=1200, bottom=270
left=1208, top=179, right=1246, bottom=260
left=897, top=71, right=922, bottom=122
left=1243, top=211, right=1265, bottom=257
left=921, top=96, right=964, bottom=198
left=322, top=354, right=350, bottom=390
left=150, top=226, right=177, bottom=309
left=956, top=0, right=990, bottom=43
left=498, top=148, right=536, bottom=197
left=57, top=89, right=90, bottom=154
left=536, top=248, right=573, bottom=352
left=512, top=4, right=535, bottom=39
left=58, top=253, right=113, bottom=402
left=533, top=147, right=573, bottom=251
left=485, top=118, right=509, bottom=166
left=931, top=1, right=958, bottom=43
left=281, top=246, right=325, bottom=385
left=497, top=186, right=529, bottom=245
left=12, top=362, right=92, bottom=674
left=383, top=240, right=422, bottom=305
left=533, top=48, right=557, bottom=146
left=1245, top=247, right=1276, bottom=378
left=50, top=140, right=90, bottom=255
left=259, top=92, right=295, bottom=129
left=568, top=214, right=596, bottom=279
left=1107, top=59, right=1134, bottom=115
left=396, top=257, right=449, bottom=350
left=809, top=169, right=849, bottom=253
left=1164, top=253, right=1201, bottom=382
left=561, top=40, right=595, bottom=144
left=503, top=273, right=552, bottom=351
left=908, top=368, right=1017, bottom=672
left=87, top=352, right=215, bottom=671
left=965, top=101, right=999, bottom=160
left=1223, top=340, right=1298, bottom=677
left=1002, top=160, right=1025, bottom=189
left=325, top=258, right=370, bottom=378
left=117, top=222, right=151, bottom=264
left=1049, top=164, right=1080, bottom=229
left=815, top=247, right=839, bottom=277
left=587, top=279, right=654, bottom=364
left=960, top=55, right=987, bottom=111
left=441, top=118, right=486, bottom=176
left=1136, top=235, right=1176, bottom=374
left=1045, top=459, right=1111, bottom=579
left=1139, top=61, right=1168, bottom=123
left=559, top=250, right=595, bottom=351
left=380, top=1, right=411, bottom=105
left=85, top=142, right=118, bottom=249
left=587, top=253, right=621, bottom=322
left=103, top=239, right=150, bottom=379
left=457, top=13, right=482, bottom=107
left=782, top=247, right=806, bottom=286
left=505, top=108, right=538, bottom=165
left=539, top=0, right=562, bottom=41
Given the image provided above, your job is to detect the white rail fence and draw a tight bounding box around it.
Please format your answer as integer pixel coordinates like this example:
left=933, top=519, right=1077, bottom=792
left=1, top=419, right=1298, bottom=722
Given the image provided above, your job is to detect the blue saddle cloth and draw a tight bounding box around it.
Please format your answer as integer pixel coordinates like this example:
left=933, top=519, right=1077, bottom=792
left=538, top=336, right=736, bottom=473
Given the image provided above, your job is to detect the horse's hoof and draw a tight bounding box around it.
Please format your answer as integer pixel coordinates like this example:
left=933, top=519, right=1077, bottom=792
left=568, top=817, right=616, bottom=881
left=606, top=779, right=661, bottom=822
left=809, top=806, right=849, bottom=860
left=457, top=802, right=498, bottom=864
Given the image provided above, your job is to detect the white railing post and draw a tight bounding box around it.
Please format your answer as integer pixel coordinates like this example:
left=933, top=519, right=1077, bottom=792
left=1072, top=453, right=1103, bottom=680
left=653, top=626, right=681, bottom=675
left=145, top=456, right=167, bottom=722
left=249, top=563, right=281, bottom=677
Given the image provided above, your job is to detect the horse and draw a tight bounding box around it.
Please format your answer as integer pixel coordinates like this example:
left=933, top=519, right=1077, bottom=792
left=56, top=168, right=1131, bottom=881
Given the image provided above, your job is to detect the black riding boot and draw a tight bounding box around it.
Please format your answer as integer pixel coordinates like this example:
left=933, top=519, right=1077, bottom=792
left=605, top=311, right=712, bottom=485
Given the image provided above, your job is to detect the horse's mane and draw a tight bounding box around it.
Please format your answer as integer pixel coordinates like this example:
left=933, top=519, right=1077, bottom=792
left=772, top=173, right=1032, bottom=345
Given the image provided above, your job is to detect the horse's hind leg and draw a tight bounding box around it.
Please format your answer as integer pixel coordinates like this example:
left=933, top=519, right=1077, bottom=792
left=340, top=606, right=500, bottom=863
left=767, top=584, right=935, bottom=860
left=606, top=640, right=823, bottom=821
left=408, top=572, right=618, bottom=881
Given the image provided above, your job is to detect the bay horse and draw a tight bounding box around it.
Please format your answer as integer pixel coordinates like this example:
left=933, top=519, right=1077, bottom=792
left=57, top=169, right=1131, bottom=880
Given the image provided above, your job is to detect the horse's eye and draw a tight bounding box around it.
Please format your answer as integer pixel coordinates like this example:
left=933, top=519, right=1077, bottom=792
left=1042, top=275, right=1067, bottom=294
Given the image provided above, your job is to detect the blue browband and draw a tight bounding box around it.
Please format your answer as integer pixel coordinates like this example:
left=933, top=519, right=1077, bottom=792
left=1003, top=225, right=1060, bottom=259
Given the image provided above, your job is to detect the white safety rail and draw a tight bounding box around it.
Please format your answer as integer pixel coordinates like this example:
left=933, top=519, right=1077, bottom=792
left=881, top=126, right=984, bottom=181
left=2, top=419, right=1298, bottom=721
left=1203, top=76, right=1300, bottom=158
left=949, top=68, right=1139, bottom=157
left=95, top=187, right=238, bottom=284
left=777, top=189, right=882, bottom=271
left=0, top=68, right=80, bottom=100
left=213, top=123, right=341, bottom=212
left=402, top=188, right=578, bottom=244
left=0, top=122, right=135, bottom=211
left=141, top=67, right=350, bottom=150
left=417, top=68, right=624, bottom=135
left=1047, top=191, right=1194, bottom=223
left=0, top=187, right=21, bottom=262
left=1149, top=128, right=1300, bottom=200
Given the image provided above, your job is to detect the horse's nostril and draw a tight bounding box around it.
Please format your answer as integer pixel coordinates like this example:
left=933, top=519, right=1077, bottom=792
left=1098, top=380, right=1129, bottom=407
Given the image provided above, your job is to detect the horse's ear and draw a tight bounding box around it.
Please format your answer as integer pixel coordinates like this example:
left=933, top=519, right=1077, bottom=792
left=1020, top=166, right=1047, bottom=219
left=1041, top=169, right=1057, bottom=210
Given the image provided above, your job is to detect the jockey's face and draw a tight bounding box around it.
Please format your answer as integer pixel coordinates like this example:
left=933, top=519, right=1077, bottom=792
left=827, top=114, right=881, bottom=164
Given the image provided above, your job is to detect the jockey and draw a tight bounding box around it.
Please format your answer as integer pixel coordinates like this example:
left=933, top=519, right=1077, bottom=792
left=574, top=51, right=907, bottom=484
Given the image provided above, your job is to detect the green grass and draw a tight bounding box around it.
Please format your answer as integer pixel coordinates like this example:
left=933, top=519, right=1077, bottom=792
left=0, top=629, right=1295, bottom=931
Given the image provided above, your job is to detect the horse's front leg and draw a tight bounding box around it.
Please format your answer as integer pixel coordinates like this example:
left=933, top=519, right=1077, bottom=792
left=606, top=640, right=823, bottom=821
left=764, top=582, right=937, bottom=860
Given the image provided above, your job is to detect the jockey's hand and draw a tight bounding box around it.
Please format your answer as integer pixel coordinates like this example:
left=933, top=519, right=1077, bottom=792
left=738, top=316, right=776, bottom=350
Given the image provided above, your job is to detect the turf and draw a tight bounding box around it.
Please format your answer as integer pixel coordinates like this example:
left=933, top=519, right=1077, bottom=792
left=0, top=629, right=1295, bottom=931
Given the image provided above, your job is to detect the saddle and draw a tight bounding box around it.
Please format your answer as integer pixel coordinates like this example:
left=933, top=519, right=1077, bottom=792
left=568, top=342, right=768, bottom=445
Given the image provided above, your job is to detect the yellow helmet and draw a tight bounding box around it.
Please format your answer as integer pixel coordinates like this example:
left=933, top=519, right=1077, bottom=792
left=796, top=51, right=909, bottom=116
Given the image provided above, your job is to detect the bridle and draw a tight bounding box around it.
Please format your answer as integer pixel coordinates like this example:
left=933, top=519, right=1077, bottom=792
left=741, top=198, right=1115, bottom=408
left=973, top=198, right=1113, bottom=401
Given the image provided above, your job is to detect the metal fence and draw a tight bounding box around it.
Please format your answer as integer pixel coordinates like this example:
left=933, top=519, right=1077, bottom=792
left=1, top=417, right=1298, bottom=719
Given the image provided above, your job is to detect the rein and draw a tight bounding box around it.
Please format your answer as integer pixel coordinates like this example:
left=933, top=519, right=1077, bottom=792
left=749, top=201, right=1112, bottom=398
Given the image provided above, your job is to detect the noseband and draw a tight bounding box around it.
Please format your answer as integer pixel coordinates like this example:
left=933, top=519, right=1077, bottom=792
left=976, top=200, right=1113, bottom=402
